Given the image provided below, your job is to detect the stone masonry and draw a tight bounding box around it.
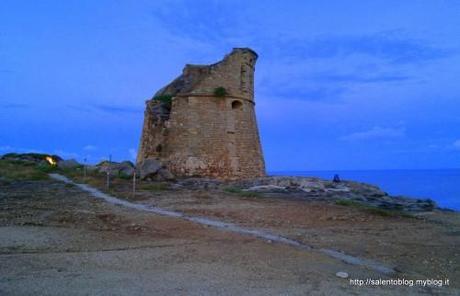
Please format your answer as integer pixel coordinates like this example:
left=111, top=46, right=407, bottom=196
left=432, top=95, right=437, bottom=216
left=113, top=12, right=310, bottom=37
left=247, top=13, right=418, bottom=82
left=137, top=48, right=265, bottom=180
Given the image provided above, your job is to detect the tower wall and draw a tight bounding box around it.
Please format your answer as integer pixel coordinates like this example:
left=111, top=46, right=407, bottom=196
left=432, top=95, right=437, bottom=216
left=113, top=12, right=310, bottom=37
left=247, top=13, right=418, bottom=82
left=137, top=48, right=265, bottom=180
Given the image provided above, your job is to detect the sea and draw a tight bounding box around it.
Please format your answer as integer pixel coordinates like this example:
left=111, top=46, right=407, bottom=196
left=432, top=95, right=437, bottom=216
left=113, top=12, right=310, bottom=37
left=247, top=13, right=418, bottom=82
left=270, top=169, right=460, bottom=211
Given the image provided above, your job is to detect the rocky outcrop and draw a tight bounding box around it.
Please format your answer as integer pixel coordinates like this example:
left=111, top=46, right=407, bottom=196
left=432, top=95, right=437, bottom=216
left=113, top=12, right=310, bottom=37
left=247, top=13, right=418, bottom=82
left=234, top=176, right=359, bottom=194
left=1, top=153, right=62, bottom=164
left=232, top=176, right=436, bottom=212
left=175, top=176, right=437, bottom=212
left=138, top=158, right=174, bottom=181
left=0, top=152, right=439, bottom=212
left=138, top=159, right=162, bottom=179
left=57, top=159, right=80, bottom=169
left=97, top=161, right=135, bottom=177
left=156, top=168, right=175, bottom=181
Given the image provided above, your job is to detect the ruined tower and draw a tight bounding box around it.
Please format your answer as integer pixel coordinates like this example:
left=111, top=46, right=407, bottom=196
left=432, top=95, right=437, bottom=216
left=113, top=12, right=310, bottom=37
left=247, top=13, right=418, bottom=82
left=137, top=48, right=265, bottom=179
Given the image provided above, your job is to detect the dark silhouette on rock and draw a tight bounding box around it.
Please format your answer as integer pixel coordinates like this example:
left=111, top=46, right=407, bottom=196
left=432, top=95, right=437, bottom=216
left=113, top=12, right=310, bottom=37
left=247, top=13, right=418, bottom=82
left=333, top=174, right=341, bottom=183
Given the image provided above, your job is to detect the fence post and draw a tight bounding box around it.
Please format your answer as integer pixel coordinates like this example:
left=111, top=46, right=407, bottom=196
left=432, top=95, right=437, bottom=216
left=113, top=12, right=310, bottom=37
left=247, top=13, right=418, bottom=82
left=106, top=154, right=111, bottom=190
left=83, top=157, right=87, bottom=181
left=132, top=167, right=136, bottom=197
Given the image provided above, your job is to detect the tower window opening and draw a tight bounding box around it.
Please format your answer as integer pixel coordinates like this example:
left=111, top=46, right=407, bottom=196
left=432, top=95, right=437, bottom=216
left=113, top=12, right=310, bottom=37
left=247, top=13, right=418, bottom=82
left=232, top=100, right=243, bottom=110
left=156, top=144, right=162, bottom=153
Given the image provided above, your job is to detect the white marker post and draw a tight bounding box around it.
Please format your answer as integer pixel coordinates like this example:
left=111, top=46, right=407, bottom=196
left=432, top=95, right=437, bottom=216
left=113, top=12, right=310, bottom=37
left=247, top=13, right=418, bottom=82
left=132, top=166, right=136, bottom=198
left=106, top=154, right=111, bottom=190
left=83, top=157, right=87, bottom=181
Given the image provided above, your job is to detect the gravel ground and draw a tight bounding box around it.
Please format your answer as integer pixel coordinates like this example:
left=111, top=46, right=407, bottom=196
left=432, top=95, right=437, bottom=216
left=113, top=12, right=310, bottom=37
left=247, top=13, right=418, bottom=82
left=0, top=178, right=459, bottom=295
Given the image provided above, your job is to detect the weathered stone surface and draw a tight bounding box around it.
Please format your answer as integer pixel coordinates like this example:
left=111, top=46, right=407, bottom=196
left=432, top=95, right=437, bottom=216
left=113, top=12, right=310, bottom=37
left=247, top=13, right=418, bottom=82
left=228, top=176, right=437, bottom=212
left=176, top=178, right=222, bottom=189
left=97, top=161, right=135, bottom=177
left=138, top=158, right=162, bottom=179
left=156, top=168, right=175, bottom=181
left=151, top=103, right=171, bottom=121
left=117, top=161, right=135, bottom=177
left=85, top=165, right=98, bottom=172
left=137, top=48, right=265, bottom=180
left=336, top=271, right=349, bottom=279
left=58, top=159, right=80, bottom=169
left=244, top=185, right=288, bottom=193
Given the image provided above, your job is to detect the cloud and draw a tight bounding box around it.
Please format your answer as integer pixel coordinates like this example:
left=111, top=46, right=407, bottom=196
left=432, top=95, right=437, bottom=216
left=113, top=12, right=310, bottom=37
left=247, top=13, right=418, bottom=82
left=453, top=139, right=460, bottom=150
left=0, top=145, right=14, bottom=151
left=0, top=102, right=28, bottom=109
left=66, top=104, right=93, bottom=113
left=266, top=86, right=347, bottom=102
left=91, top=104, right=143, bottom=114
left=83, top=145, right=97, bottom=151
left=259, top=71, right=410, bottom=102
left=310, top=73, right=410, bottom=83
left=154, top=2, right=455, bottom=65
left=152, top=1, right=246, bottom=43
left=268, top=32, right=455, bottom=64
left=54, top=149, right=79, bottom=159
left=67, top=104, right=143, bottom=114
left=129, top=148, right=137, bottom=161
left=341, top=126, right=406, bottom=141
left=0, top=146, right=47, bottom=154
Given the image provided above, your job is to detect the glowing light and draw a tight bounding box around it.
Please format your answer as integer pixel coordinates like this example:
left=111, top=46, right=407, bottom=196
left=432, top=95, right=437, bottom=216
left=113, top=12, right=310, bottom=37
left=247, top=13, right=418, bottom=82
left=45, top=156, right=57, bottom=166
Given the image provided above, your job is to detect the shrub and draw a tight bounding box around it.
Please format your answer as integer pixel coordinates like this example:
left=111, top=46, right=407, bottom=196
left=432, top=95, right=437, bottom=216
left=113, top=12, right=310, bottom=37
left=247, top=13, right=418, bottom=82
left=335, top=199, right=360, bottom=207
left=1, top=153, right=20, bottom=159
left=118, top=172, right=132, bottom=180
left=223, top=187, right=262, bottom=198
left=213, top=87, right=227, bottom=97
left=140, top=182, right=168, bottom=191
left=0, top=160, right=49, bottom=181
left=36, top=163, right=57, bottom=173
left=223, top=187, right=242, bottom=194
left=153, top=94, right=173, bottom=107
left=335, top=199, right=413, bottom=218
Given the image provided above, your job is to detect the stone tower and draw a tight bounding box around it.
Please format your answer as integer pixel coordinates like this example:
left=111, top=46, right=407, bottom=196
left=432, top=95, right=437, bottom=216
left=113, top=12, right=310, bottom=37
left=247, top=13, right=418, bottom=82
left=137, top=48, right=265, bottom=180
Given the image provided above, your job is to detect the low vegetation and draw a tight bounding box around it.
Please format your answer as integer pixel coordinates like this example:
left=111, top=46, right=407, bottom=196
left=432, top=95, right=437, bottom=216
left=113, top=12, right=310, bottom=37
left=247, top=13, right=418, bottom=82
left=2, top=152, right=61, bottom=162
left=139, top=182, right=168, bottom=191
left=153, top=94, right=173, bottom=108
left=223, top=187, right=262, bottom=198
left=213, top=87, right=228, bottom=97
left=335, top=199, right=413, bottom=218
left=0, top=159, right=51, bottom=181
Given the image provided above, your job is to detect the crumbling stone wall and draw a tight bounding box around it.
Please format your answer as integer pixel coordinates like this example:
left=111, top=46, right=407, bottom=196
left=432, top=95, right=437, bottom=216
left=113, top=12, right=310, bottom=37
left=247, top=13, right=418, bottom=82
left=137, top=48, right=265, bottom=180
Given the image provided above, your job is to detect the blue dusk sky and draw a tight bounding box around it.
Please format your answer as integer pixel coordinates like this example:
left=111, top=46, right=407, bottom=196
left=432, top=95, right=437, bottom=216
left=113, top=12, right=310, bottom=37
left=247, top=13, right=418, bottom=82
left=1, top=0, right=460, bottom=171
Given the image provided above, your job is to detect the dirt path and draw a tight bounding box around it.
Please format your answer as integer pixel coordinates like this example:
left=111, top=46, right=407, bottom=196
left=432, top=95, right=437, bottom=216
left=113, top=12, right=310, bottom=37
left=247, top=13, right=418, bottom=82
left=1, top=177, right=458, bottom=295
left=49, top=173, right=395, bottom=275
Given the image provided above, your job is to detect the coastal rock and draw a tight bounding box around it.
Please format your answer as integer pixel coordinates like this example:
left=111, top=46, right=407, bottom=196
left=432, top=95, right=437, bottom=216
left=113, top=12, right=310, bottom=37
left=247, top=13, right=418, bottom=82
left=85, top=165, right=98, bottom=172
left=229, top=176, right=437, bottom=212
left=58, top=159, right=80, bottom=169
left=335, top=271, right=349, bottom=279
left=97, top=161, right=135, bottom=177
left=117, top=161, right=135, bottom=177
left=138, top=158, right=162, bottom=180
left=244, top=185, right=288, bottom=193
left=96, top=162, right=112, bottom=175
left=176, top=178, right=222, bottom=189
left=97, top=162, right=114, bottom=175
left=157, top=168, right=175, bottom=181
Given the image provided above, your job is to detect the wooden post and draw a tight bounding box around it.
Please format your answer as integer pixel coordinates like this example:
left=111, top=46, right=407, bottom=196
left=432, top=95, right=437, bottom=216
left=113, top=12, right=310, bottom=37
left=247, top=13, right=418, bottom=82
left=106, top=154, right=111, bottom=190
left=132, top=168, right=136, bottom=197
left=83, top=157, right=87, bottom=181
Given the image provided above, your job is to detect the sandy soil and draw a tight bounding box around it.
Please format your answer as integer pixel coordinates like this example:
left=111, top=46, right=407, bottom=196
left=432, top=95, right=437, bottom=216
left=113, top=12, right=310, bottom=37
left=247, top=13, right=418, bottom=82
left=1, top=178, right=459, bottom=295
